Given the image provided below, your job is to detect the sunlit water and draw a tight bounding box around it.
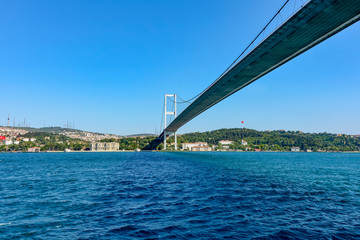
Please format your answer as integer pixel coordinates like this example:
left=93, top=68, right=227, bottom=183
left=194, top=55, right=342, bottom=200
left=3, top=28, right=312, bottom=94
left=1, top=152, right=360, bottom=239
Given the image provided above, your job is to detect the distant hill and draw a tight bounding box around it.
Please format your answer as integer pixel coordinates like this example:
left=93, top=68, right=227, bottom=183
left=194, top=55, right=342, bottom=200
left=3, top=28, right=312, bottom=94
left=0, top=126, right=118, bottom=136
left=1, top=125, right=156, bottom=138
left=2, top=126, right=85, bottom=134
left=175, top=128, right=360, bottom=152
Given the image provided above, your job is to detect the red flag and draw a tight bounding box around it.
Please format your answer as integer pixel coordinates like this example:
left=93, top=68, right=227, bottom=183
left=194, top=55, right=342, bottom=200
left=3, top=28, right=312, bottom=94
left=0, top=136, right=5, bottom=140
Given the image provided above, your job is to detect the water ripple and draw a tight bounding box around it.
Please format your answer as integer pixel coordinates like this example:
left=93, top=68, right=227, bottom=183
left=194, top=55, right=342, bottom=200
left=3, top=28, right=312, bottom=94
left=1, top=152, right=360, bottom=239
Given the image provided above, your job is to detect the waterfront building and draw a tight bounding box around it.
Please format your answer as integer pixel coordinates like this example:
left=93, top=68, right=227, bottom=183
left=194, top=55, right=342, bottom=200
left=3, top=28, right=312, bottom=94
left=28, top=147, right=40, bottom=152
left=182, top=142, right=208, bottom=151
left=218, top=140, right=233, bottom=149
left=90, top=142, right=120, bottom=151
left=291, top=147, right=300, bottom=152
left=191, top=146, right=212, bottom=152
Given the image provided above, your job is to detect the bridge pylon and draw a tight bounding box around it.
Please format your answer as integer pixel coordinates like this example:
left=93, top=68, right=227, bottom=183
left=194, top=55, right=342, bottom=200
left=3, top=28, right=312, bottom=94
left=163, top=94, right=177, bottom=150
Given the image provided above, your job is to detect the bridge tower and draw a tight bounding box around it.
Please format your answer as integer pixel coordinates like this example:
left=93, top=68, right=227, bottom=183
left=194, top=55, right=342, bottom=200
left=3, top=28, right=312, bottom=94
left=163, top=94, right=177, bottom=150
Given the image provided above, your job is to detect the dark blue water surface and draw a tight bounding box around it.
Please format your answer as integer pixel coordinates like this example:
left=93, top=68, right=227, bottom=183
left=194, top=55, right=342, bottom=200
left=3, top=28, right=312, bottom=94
left=1, top=152, right=360, bottom=239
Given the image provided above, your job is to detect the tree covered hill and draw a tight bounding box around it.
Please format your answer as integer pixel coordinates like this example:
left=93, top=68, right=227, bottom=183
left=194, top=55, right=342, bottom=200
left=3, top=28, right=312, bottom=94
left=2, top=126, right=359, bottom=152
left=1, top=126, right=99, bottom=134
left=166, top=128, right=360, bottom=151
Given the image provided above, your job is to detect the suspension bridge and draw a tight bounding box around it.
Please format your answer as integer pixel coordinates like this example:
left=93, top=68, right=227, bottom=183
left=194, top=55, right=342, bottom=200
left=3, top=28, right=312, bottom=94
left=147, top=0, right=360, bottom=150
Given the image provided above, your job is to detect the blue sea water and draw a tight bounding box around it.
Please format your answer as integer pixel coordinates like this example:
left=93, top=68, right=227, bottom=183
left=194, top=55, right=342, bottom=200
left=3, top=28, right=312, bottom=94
left=1, top=152, right=360, bottom=239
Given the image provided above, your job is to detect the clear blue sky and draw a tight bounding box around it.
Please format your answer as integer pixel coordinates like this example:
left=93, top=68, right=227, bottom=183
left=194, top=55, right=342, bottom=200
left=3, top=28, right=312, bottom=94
left=1, top=0, right=359, bottom=135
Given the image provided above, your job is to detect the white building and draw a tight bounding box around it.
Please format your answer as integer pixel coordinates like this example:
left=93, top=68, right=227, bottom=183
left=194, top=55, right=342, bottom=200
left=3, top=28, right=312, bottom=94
left=191, top=146, right=212, bottom=152
left=291, top=147, right=300, bottom=152
left=28, top=147, right=40, bottom=152
left=3, top=140, right=13, bottom=145
left=21, top=138, right=36, bottom=142
left=218, top=140, right=233, bottom=145
left=241, top=140, right=248, bottom=146
left=182, top=142, right=208, bottom=151
left=218, top=140, right=233, bottom=149
left=91, top=142, right=120, bottom=151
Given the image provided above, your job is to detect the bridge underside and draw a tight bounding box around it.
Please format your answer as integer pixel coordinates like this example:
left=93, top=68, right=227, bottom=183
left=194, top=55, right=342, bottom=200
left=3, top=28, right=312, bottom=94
left=155, top=0, right=360, bottom=147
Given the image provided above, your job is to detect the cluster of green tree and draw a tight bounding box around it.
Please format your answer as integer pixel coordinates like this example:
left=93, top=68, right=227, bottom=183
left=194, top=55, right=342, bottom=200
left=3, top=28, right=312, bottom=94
left=39, top=142, right=89, bottom=152
left=100, top=137, right=156, bottom=150
left=167, top=128, right=360, bottom=152
left=98, top=128, right=360, bottom=151
left=0, top=141, right=36, bottom=152
left=139, top=128, right=359, bottom=151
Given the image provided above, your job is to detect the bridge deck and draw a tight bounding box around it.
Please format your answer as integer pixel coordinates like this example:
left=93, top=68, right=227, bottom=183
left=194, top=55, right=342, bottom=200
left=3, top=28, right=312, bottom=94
left=160, top=0, right=360, bottom=139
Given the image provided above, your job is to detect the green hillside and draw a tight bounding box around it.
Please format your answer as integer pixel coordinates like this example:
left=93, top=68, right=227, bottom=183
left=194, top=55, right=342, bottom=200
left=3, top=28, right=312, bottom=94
left=141, top=128, right=360, bottom=151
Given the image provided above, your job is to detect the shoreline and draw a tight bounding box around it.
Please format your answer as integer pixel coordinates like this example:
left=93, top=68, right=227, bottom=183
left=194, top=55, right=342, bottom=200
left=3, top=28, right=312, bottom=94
left=0, top=150, right=359, bottom=153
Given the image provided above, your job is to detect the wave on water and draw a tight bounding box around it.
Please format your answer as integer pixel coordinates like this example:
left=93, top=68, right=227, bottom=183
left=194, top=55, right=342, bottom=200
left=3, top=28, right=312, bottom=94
left=1, top=152, right=360, bottom=239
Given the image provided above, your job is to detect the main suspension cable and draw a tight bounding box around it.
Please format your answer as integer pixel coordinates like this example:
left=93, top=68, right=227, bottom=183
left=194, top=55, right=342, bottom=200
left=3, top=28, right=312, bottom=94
left=171, top=0, right=291, bottom=105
